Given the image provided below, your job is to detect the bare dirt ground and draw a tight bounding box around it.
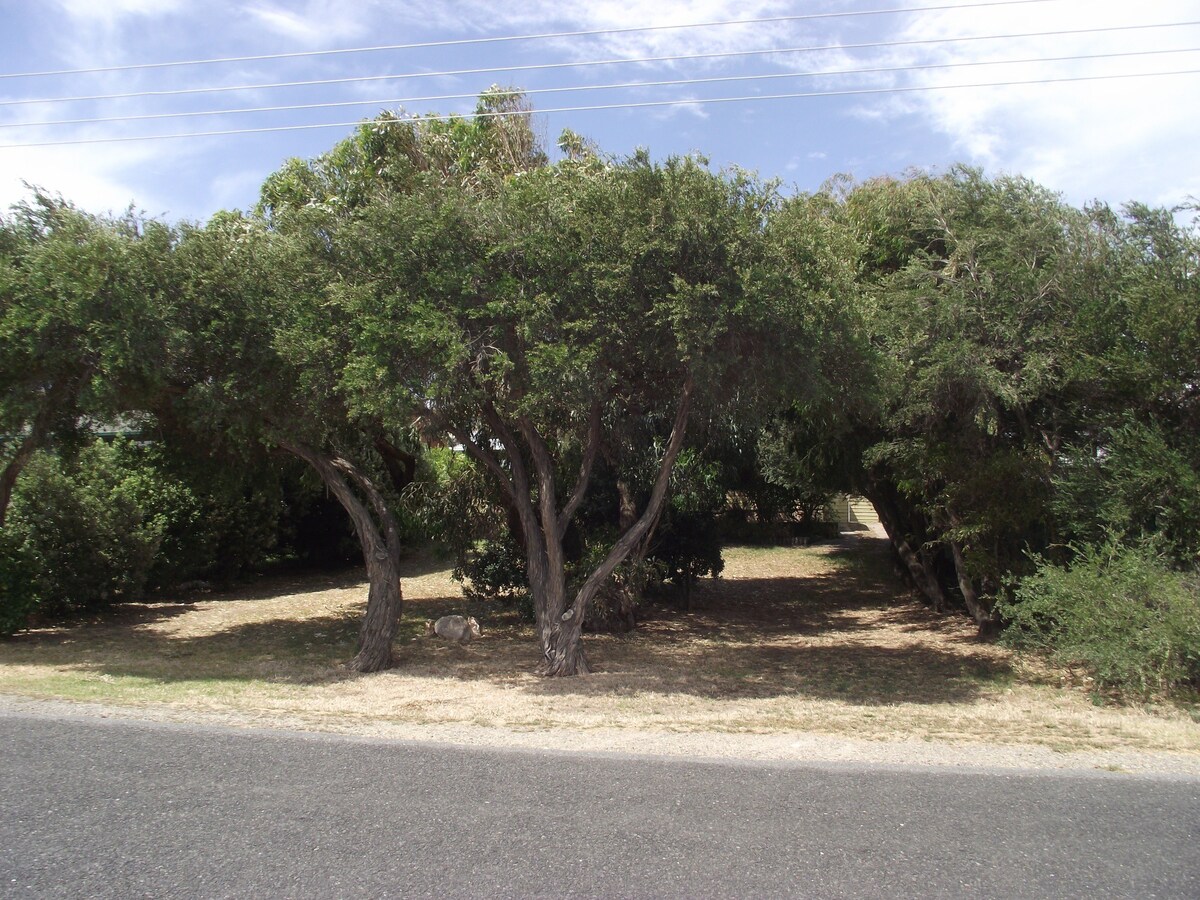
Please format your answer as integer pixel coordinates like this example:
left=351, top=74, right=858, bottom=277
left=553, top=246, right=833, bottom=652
left=2, top=531, right=1198, bottom=775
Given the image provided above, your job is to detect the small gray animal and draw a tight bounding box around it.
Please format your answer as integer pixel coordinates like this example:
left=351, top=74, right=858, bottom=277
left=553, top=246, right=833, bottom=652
left=426, top=615, right=481, bottom=644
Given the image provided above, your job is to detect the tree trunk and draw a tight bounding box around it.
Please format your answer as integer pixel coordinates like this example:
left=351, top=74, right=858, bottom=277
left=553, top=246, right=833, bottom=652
left=0, top=431, right=38, bottom=530
left=580, top=476, right=651, bottom=632
left=948, top=537, right=997, bottom=634
left=557, top=376, right=694, bottom=665
left=542, top=614, right=590, bottom=676
left=862, top=479, right=950, bottom=613
left=372, top=434, right=418, bottom=495
left=524, top=529, right=590, bottom=674
left=352, top=553, right=404, bottom=672
left=440, top=386, right=689, bottom=678
left=280, top=440, right=404, bottom=673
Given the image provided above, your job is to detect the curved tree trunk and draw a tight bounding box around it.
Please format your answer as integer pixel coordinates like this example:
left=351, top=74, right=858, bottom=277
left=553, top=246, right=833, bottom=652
left=280, top=440, right=404, bottom=673
left=944, top=508, right=1000, bottom=634
left=0, top=431, right=39, bottom=531
left=862, top=479, right=950, bottom=613
left=948, top=539, right=993, bottom=630
left=354, top=553, right=404, bottom=672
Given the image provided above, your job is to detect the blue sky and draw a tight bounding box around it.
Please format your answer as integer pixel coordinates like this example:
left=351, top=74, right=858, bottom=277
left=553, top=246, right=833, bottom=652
left=1, top=0, right=1197, bottom=223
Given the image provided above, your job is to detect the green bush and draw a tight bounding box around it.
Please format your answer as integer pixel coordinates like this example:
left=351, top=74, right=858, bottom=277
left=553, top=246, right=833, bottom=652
left=454, top=537, right=528, bottom=605
left=3, top=439, right=297, bottom=628
left=0, top=532, right=39, bottom=637
left=997, top=541, right=1200, bottom=697
left=6, top=439, right=191, bottom=616
left=1053, top=421, right=1200, bottom=569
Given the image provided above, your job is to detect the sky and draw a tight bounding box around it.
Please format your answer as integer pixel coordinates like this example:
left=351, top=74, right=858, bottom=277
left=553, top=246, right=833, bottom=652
left=1, top=0, right=1197, bottom=224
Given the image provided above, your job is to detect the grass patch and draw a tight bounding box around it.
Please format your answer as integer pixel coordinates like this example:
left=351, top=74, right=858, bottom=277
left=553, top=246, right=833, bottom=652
left=1, top=539, right=1198, bottom=757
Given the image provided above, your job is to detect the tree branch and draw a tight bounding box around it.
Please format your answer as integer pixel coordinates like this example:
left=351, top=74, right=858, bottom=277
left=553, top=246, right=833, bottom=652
left=517, top=414, right=559, bottom=543
left=572, top=375, right=694, bottom=613
left=279, top=439, right=386, bottom=562
left=557, top=401, right=603, bottom=537
left=423, top=407, right=517, bottom=504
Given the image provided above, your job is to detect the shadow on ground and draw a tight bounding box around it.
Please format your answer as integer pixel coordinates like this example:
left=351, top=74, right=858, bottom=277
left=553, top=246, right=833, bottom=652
left=1, top=535, right=1011, bottom=704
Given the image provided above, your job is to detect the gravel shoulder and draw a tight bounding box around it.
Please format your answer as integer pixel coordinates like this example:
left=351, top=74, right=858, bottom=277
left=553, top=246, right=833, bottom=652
left=2, top=692, right=1199, bottom=778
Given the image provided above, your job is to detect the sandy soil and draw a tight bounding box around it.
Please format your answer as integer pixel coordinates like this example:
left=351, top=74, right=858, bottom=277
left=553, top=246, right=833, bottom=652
left=2, top=530, right=1198, bottom=776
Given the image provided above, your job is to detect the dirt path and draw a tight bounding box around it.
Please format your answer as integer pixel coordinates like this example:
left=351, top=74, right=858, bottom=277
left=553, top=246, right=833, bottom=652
left=1, top=533, right=1198, bottom=776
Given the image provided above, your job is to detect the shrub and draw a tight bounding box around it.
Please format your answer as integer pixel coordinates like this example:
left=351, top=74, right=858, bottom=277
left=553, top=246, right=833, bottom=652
left=455, top=537, right=528, bottom=605
left=6, top=439, right=190, bottom=616
left=0, top=532, right=39, bottom=637
left=1053, top=421, right=1200, bottom=569
left=997, top=541, right=1200, bottom=697
left=4, top=438, right=295, bottom=625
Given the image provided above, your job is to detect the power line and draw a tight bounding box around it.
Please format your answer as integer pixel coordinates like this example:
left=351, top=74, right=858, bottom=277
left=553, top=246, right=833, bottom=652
left=5, top=19, right=1195, bottom=108
left=0, top=0, right=1067, bottom=79
left=3, top=67, right=1196, bottom=150
left=5, top=46, right=1195, bottom=131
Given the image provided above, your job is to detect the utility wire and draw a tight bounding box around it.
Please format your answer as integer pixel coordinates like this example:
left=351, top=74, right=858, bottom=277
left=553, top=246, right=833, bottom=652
left=4, top=46, right=1195, bottom=131
left=0, top=0, right=1066, bottom=79
left=3, top=67, right=1196, bottom=149
left=3, top=19, right=1195, bottom=108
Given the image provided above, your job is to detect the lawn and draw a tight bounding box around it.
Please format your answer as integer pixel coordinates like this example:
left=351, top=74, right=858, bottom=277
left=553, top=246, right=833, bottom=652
left=2, top=533, right=1198, bottom=769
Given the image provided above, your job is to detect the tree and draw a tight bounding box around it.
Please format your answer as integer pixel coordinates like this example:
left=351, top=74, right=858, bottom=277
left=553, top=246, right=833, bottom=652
left=810, top=168, right=1200, bottom=631
left=828, top=168, right=1096, bottom=627
left=161, top=92, right=549, bottom=672
left=336, top=153, right=818, bottom=674
left=1048, top=200, right=1200, bottom=567
left=0, top=193, right=173, bottom=528
left=160, top=210, right=412, bottom=672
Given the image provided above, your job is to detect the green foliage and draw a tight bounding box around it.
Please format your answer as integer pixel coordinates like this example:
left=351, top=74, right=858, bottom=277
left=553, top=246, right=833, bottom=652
left=149, top=448, right=291, bottom=583
left=6, top=100, right=1198, bottom=667
left=455, top=538, right=530, bottom=613
left=3, top=438, right=294, bottom=626
left=650, top=448, right=726, bottom=598
left=6, top=439, right=190, bottom=616
left=0, top=529, right=39, bottom=637
left=414, top=448, right=530, bottom=611
left=1053, top=420, right=1200, bottom=568
left=1, top=193, right=175, bottom=525
left=998, top=542, right=1200, bottom=697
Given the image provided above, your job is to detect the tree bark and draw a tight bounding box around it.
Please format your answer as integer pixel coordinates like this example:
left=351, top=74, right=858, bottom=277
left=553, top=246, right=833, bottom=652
left=279, top=440, right=404, bottom=673
left=945, top=508, right=999, bottom=633
left=372, top=434, right=418, bottom=495
left=947, top=539, right=993, bottom=630
left=862, top=479, right=951, bottom=613
left=542, top=612, right=590, bottom=676
left=433, top=382, right=691, bottom=677
left=563, top=376, right=694, bottom=656
left=0, top=430, right=39, bottom=531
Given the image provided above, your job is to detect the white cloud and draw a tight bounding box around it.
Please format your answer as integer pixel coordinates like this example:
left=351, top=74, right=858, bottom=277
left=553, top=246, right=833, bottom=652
left=244, top=2, right=377, bottom=45
left=0, top=144, right=158, bottom=217
left=395, top=0, right=809, bottom=64
left=859, top=0, right=1200, bottom=206
left=52, top=0, right=187, bottom=23
left=651, top=97, right=710, bottom=120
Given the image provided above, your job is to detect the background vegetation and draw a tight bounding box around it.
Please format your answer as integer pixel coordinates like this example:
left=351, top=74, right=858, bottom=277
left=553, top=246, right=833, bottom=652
left=1, top=91, right=1196, bottom=694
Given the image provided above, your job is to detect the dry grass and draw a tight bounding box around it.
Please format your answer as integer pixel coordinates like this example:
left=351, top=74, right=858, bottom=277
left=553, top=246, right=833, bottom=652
left=2, top=534, right=1198, bottom=768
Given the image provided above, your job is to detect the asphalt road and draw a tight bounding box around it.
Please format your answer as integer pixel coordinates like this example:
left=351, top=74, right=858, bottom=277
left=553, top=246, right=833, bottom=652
left=1, top=712, right=1197, bottom=899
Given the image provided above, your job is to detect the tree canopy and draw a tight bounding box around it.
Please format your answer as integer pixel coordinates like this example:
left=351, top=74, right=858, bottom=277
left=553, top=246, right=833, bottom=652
left=1, top=95, right=1196, bottom=687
